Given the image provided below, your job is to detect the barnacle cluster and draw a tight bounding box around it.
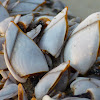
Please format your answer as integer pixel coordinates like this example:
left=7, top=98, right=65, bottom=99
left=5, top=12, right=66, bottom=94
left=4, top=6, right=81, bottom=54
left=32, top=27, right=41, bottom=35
left=0, top=0, right=100, bottom=100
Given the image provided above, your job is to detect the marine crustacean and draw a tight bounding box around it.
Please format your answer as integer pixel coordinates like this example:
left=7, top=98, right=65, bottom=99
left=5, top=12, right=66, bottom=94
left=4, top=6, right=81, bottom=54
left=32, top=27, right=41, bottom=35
left=39, top=7, right=68, bottom=58
left=35, top=61, right=70, bottom=100
left=70, top=77, right=100, bottom=95
left=0, top=0, right=100, bottom=100
left=4, top=21, right=49, bottom=83
left=64, top=12, right=100, bottom=75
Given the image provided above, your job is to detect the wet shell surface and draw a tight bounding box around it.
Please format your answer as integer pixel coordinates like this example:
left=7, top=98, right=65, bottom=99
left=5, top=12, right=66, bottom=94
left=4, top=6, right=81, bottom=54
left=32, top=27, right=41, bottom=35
left=4, top=21, right=48, bottom=82
left=35, top=61, right=70, bottom=100
left=0, top=0, right=100, bottom=100
left=39, top=7, right=68, bottom=58
left=64, top=12, right=100, bottom=74
left=0, top=84, right=18, bottom=100
left=0, top=2, right=9, bottom=22
left=70, top=77, right=100, bottom=95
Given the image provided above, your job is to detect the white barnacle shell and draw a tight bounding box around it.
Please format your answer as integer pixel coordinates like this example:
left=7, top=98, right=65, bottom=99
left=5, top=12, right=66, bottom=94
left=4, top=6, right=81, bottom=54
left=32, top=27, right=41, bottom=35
left=18, top=13, right=34, bottom=29
left=0, top=2, right=9, bottom=22
left=64, top=12, right=100, bottom=74
left=9, top=0, right=46, bottom=15
left=27, top=24, right=42, bottom=40
left=0, top=84, right=18, bottom=100
left=87, top=87, right=100, bottom=100
left=0, top=14, right=21, bottom=36
left=4, top=21, right=48, bottom=83
left=35, top=61, right=70, bottom=100
left=39, top=7, right=68, bottom=58
left=9, top=2, right=37, bottom=12
left=72, top=12, right=100, bottom=35
left=0, top=17, right=14, bottom=35
left=70, top=77, right=100, bottom=95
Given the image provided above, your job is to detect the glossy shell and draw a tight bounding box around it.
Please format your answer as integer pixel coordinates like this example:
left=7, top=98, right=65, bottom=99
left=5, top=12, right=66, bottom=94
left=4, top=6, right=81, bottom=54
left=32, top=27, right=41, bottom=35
left=35, top=61, right=70, bottom=100
left=4, top=21, right=48, bottom=82
left=70, top=77, right=100, bottom=95
left=64, top=12, right=100, bottom=74
left=39, top=7, right=68, bottom=58
left=0, top=2, right=9, bottom=22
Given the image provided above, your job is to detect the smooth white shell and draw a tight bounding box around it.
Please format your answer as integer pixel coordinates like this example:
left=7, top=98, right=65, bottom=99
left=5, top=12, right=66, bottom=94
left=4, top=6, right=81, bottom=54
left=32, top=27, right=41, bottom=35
left=9, top=0, right=46, bottom=14
left=0, top=2, right=9, bottom=22
left=9, top=2, right=38, bottom=12
left=70, top=77, right=100, bottom=95
left=39, top=7, right=68, bottom=58
left=0, top=14, right=21, bottom=36
left=27, top=24, right=42, bottom=39
left=0, top=17, right=14, bottom=35
left=72, top=12, right=100, bottom=35
left=64, top=12, right=100, bottom=74
left=0, top=84, right=18, bottom=100
left=19, top=13, right=34, bottom=28
left=4, top=21, right=48, bottom=82
left=35, top=61, right=70, bottom=100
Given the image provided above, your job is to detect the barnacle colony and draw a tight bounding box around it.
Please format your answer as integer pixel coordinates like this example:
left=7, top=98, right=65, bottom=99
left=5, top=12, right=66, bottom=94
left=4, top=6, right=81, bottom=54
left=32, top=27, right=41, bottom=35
left=64, top=12, right=100, bottom=74
left=0, top=0, right=100, bottom=100
left=4, top=21, right=49, bottom=83
left=39, top=7, right=68, bottom=58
